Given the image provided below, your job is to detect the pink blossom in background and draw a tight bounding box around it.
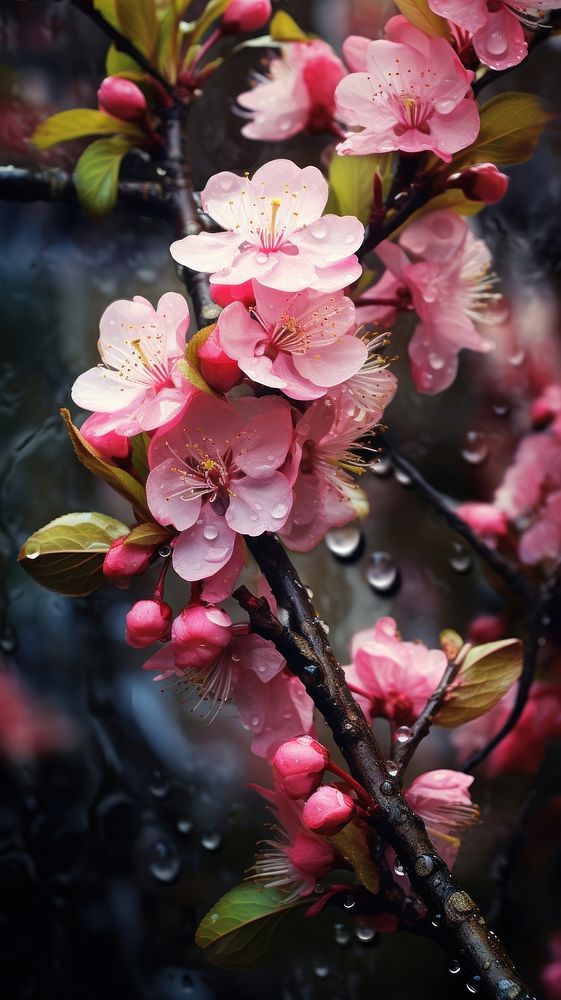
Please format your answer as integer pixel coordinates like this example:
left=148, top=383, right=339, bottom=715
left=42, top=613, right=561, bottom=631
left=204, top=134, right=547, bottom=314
left=344, top=616, right=447, bottom=726
left=71, top=293, right=193, bottom=435
left=329, top=336, right=398, bottom=422
left=494, top=430, right=561, bottom=565
left=146, top=393, right=294, bottom=581
left=335, top=16, right=479, bottom=161
left=279, top=397, right=370, bottom=552
left=428, top=0, right=558, bottom=71
left=532, top=384, right=561, bottom=433
left=234, top=668, right=314, bottom=758
left=238, top=40, right=346, bottom=140
left=541, top=932, right=561, bottom=1000
left=373, top=210, right=496, bottom=393
left=0, top=672, right=74, bottom=761
left=405, top=768, right=478, bottom=868
left=456, top=501, right=508, bottom=548
left=170, top=159, right=364, bottom=293
left=216, top=282, right=366, bottom=400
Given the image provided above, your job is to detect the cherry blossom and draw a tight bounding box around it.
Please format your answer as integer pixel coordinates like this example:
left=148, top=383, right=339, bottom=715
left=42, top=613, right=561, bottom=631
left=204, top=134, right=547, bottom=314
left=456, top=501, right=508, bottom=548
left=404, top=768, right=478, bottom=869
left=146, top=393, right=294, bottom=581
left=335, top=16, right=479, bottom=161
left=428, top=0, right=557, bottom=71
left=0, top=671, right=74, bottom=760
left=237, top=40, right=345, bottom=140
left=234, top=668, right=315, bottom=759
left=170, top=159, right=364, bottom=293
left=494, top=429, right=561, bottom=564
left=541, top=932, right=561, bottom=1000
left=329, top=334, right=397, bottom=423
left=216, top=282, right=366, bottom=400
left=71, top=293, right=193, bottom=435
left=372, top=209, right=496, bottom=393
left=343, top=616, right=447, bottom=726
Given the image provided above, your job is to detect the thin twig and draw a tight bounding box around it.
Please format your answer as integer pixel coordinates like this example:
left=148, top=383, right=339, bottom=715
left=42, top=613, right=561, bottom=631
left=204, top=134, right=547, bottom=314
left=0, top=165, right=165, bottom=207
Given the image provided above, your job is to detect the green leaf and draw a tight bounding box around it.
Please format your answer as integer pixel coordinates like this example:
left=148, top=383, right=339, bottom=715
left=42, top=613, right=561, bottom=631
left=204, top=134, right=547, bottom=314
left=329, top=822, right=380, bottom=894
left=190, top=0, right=229, bottom=47
left=196, top=883, right=305, bottom=970
left=115, top=0, right=157, bottom=58
left=453, top=92, right=550, bottom=170
left=270, top=11, right=308, bottom=42
left=434, top=638, right=523, bottom=728
left=155, top=5, right=179, bottom=81
left=74, top=136, right=136, bottom=222
left=93, top=0, right=120, bottom=30
left=18, top=512, right=128, bottom=597
left=394, top=0, right=450, bottom=38
left=32, top=109, right=144, bottom=149
left=175, top=324, right=219, bottom=396
left=61, top=408, right=151, bottom=522
left=106, top=44, right=143, bottom=77
left=125, top=522, right=172, bottom=546
left=130, top=432, right=150, bottom=483
left=327, top=153, right=394, bottom=226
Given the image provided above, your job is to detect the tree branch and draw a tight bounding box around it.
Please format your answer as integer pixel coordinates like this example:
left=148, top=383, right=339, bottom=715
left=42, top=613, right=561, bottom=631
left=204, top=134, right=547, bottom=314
left=0, top=165, right=165, bottom=207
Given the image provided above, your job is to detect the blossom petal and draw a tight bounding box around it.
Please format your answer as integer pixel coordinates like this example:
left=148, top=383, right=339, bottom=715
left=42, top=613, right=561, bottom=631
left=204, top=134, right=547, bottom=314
left=146, top=457, right=202, bottom=530
left=233, top=396, right=294, bottom=476
left=172, top=507, right=236, bottom=581
left=227, top=473, right=293, bottom=535
left=170, top=230, right=243, bottom=273
left=294, top=335, right=367, bottom=386
left=71, top=366, right=144, bottom=414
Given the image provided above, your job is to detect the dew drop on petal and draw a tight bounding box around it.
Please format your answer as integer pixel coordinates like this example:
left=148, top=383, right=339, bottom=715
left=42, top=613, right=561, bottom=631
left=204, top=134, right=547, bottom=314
left=394, top=467, right=412, bottom=486
left=461, top=431, right=488, bottom=465
left=203, top=525, right=218, bottom=541
left=395, top=726, right=411, bottom=744
left=255, top=252, right=269, bottom=265
left=486, top=30, right=508, bottom=56
left=271, top=502, right=288, bottom=520
left=449, top=542, right=472, bottom=574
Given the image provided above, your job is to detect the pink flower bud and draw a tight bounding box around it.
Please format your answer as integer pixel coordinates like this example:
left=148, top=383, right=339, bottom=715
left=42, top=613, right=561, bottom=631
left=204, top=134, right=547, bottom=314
left=80, top=413, right=131, bottom=461
left=302, top=785, right=355, bottom=836
left=171, top=603, right=232, bottom=670
left=103, top=536, right=153, bottom=585
left=285, top=832, right=336, bottom=876
left=98, top=76, right=147, bottom=121
left=209, top=280, right=255, bottom=308
left=125, top=599, right=172, bottom=648
left=221, top=0, right=272, bottom=34
left=197, top=326, right=242, bottom=394
left=467, top=614, right=505, bottom=644
left=447, top=163, right=509, bottom=205
left=272, top=735, right=329, bottom=799
left=456, top=502, right=508, bottom=539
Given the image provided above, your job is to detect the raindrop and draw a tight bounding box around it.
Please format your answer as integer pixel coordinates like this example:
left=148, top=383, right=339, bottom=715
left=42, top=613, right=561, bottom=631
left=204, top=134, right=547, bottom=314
left=386, top=760, right=398, bottom=777
left=271, top=502, right=288, bottom=520
left=492, top=400, right=509, bottom=417
left=277, top=607, right=290, bottom=627
left=356, top=924, right=377, bottom=943
left=370, top=453, right=392, bottom=476
left=450, top=542, right=472, bottom=574
left=380, top=780, right=396, bottom=796
left=311, top=222, right=328, bottom=240
left=203, top=525, right=218, bottom=541
left=415, top=855, right=435, bottom=877
left=431, top=913, right=442, bottom=928
left=394, top=861, right=406, bottom=876
left=255, top=252, right=269, bottom=265
left=486, top=30, right=507, bottom=56
left=366, top=552, right=399, bottom=594
left=25, top=542, right=41, bottom=560
left=201, top=830, right=222, bottom=852
left=508, top=348, right=525, bottom=367
left=148, top=840, right=181, bottom=884
left=334, top=922, right=351, bottom=946
left=325, top=524, right=362, bottom=560
left=449, top=960, right=461, bottom=975
left=314, top=962, right=330, bottom=979
left=394, top=467, right=412, bottom=486
left=461, top=431, right=488, bottom=465
left=177, top=818, right=193, bottom=835
left=466, top=982, right=478, bottom=995
left=0, top=626, right=17, bottom=655
left=158, top=543, right=172, bottom=558
left=305, top=586, right=314, bottom=599
left=150, top=770, right=171, bottom=799
left=395, top=726, right=411, bottom=744
left=343, top=893, right=356, bottom=910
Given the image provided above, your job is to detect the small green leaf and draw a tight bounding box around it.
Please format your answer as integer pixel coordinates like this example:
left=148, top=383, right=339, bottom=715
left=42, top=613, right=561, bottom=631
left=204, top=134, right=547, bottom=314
left=32, top=109, right=144, bottom=149
left=190, top=0, right=229, bottom=47
left=74, top=136, right=136, bottom=221
left=270, top=11, right=309, bottom=42
left=125, top=522, right=172, bottom=546
left=434, top=638, right=522, bottom=728
left=453, top=92, right=551, bottom=170
left=93, top=0, right=120, bottom=30
left=394, top=0, right=450, bottom=38
left=196, top=883, right=305, bottom=969
left=130, top=432, right=150, bottom=483
left=176, top=326, right=219, bottom=396
left=329, top=822, right=380, bottom=894
left=115, top=0, right=157, bottom=58
left=61, top=408, right=151, bottom=522
left=327, top=154, right=394, bottom=226
left=18, top=512, right=128, bottom=596
left=106, top=44, right=143, bottom=77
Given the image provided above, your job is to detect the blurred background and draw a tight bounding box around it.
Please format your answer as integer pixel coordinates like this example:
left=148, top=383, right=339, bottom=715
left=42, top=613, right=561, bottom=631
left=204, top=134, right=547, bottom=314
left=2, top=1, right=561, bottom=997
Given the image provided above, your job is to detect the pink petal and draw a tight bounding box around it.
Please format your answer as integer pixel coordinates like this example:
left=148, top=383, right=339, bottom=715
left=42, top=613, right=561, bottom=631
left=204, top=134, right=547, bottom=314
left=226, top=472, right=293, bottom=534
left=216, top=301, right=263, bottom=361
left=235, top=632, right=285, bottom=682
left=146, top=457, right=202, bottom=530
left=212, top=247, right=287, bottom=288
left=98, top=297, right=158, bottom=369
left=200, top=536, right=246, bottom=603
left=294, top=214, right=364, bottom=267
left=170, top=230, right=243, bottom=273
left=427, top=0, right=488, bottom=33
left=156, top=292, right=190, bottom=356
left=311, top=257, right=363, bottom=292
left=294, top=334, right=367, bottom=387
left=133, top=387, right=190, bottom=432
left=425, top=101, right=481, bottom=162
left=172, top=507, right=236, bottom=581
left=71, top=367, right=144, bottom=414
left=342, top=34, right=370, bottom=72
left=250, top=161, right=329, bottom=226
left=473, top=7, right=527, bottom=71
left=233, top=396, right=294, bottom=476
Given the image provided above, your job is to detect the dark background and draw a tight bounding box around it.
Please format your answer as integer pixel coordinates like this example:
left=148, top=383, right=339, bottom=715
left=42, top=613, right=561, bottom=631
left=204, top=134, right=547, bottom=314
left=2, top=2, right=561, bottom=997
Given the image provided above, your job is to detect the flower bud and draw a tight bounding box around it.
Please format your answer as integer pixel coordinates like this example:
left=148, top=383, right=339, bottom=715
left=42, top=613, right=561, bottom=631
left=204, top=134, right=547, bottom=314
left=467, top=614, right=505, bottom=645
left=302, top=785, right=355, bottom=836
left=80, top=413, right=131, bottom=461
left=446, top=163, right=509, bottom=205
left=286, top=832, right=336, bottom=876
left=209, top=280, right=255, bottom=308
left=198, top=326, right=242, bottom=393
left=221, top=0, right=272, bottom=35
left=456, top=502, right=508, bottom=539
left=272, top=735, right=329, bottom=799
left=98, top=76, right=147, bottom=121
left=171, top=603, right=232, bottom=670
left=103, top=536, right=153, bottom=585
left=125, top=598, right=173, bottom=648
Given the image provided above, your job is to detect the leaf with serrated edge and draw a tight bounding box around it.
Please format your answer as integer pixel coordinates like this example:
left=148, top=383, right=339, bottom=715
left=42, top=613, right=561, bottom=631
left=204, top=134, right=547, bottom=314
left=32, top=109, right=144, bottom=149
left=18, top=512, right=128, bottom=597
left=394, top=0, right=450, bottom=38
left=196, top=883, right=305, bottom=970
left=452, top=92, right=550, bottom=170
left=61, top=408, right=151, bottom=522
left=125, top=523, right=172, bottom=546
left=74, top=136, right=136, bottom=222
left=434, top=638, right=522, bottom=728
left=329, top=822, right=380, bottom=894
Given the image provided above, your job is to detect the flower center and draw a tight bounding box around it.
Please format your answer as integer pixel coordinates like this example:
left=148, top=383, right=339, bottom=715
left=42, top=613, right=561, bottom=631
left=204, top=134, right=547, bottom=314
left=271, top=314, right=310, bottom=355
left=394, top=95, right=433, bottom=135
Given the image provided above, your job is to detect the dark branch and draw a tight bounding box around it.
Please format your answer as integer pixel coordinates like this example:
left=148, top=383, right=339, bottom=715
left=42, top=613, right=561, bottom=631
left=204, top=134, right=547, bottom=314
left=0, top=165, right=165, bottom=207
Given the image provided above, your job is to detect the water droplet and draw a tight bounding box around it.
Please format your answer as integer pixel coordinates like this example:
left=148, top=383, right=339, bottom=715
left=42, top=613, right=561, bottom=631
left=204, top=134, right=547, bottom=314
left=492, top=399, right=509, bottom=417
left=366, top=552, right=399, bottom=594
left=311, top=222, right=328, bottom=240
left=25, top=542, right=41, bottom=560
left=394, top=467, right=412, bottom=486
left=149, top=770, right=171, bottom=799
left=395, top=725, right=411, bottom=744
left=356, top=924, right=377, bottom=943
left=277, top=607, right=290, bottom=627
left=325, top=524, right=362, bottom=560
left=203, top=525, right=218, bottom=541
left=201, top=830, right=222, bottom=852
left=449, top=960, right=461, bottom=975
left=250, top=714, right=260, bottom=728
left=508, top=347, right=525, bottom=367
left=177, top=818, right=193, bottom=835
left=370, top=453, right=392, bottom=476
left=271, top=502, right=288, bottom=520
left=466, top=982, right=478, bottom=995
left=450, top=542, right=472, bottom=574
left=148, top=840, right=181, bottom=883
left=486, top=30, right=507, bottom=56
left=158, top=543, right=172, bottom=558
left=428, top=352, right=445, bottom=370
left=394, top=860, right=406, bottom=876
left=461, top=431, right=488, bottom=465
left=255, top=252, right=269, bottom=265
left=343, top=893, right=356, bottom=910
left=380, top=780, right=396, bottom=796
left=314, top=961, right=330, bottom=979
left=386, top=760, right=398, bottom=777
left=305, top=586, right=314, bottom=599
left=334, top=922, right=351, bottom=946
left=431, top=913, right=443, bottom=928
left=415, top=854, right=435, bottom=877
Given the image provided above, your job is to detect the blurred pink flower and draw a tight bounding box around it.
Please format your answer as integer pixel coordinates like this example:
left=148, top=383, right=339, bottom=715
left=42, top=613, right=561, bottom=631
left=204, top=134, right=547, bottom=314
left=234, top=668, right=314, bottom=759
left=329, top=336, right=397, bottom=423
left=216, top=282, right=366, bottom=400
left=428, top=0, right=557, bottom=70
left=541, top=932, right=561, bottom=1000
left=146, top=393, right=294, bottom=582
left=71, top=293, right=193, bottom=435
left=494, top=430, right=561, bottom=565
left=0, top=672, right=74, bottom=761
left=170, top=159, right=364, bottom=293
left=456, top=501, right=508, bottom=547
left=335, top=16, right=479, bottom=161
left=404, top=768, right=478, bottom=870
left=343, top=616, right=447, bottom=726
left=238, top=40, right=345, bottom=140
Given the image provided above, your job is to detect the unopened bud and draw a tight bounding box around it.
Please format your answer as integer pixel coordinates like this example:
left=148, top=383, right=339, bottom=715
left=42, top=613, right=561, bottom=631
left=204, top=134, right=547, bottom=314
left=98, top=76, right=147, bottom=121
left=467, top=614, right=505, bottom=644
left=221, top=0, right=272, bottom=35
left=209, top=279, right=255, bottom=308
left=103, top=536, right=153, bottom=585
left=302, top=785, right=355, bottom=836
left=272, top=735, right=329, bottom=799
left=286, top=832, right=336, bottom=876
left=171, top=603, right=232, bottom=670
left=198, top=326, right=242, bottom=393
left=81, top=413, right=131, bottom=461
left=446, top=163, right=509, bottom=205
left=126, top=598, right=173, bottom=647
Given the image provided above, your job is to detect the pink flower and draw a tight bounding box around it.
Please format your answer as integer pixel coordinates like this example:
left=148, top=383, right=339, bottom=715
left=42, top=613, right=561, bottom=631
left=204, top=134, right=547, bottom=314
left=456, top=501, right=508, bottom=547
left=196, top=325, right=242, bottom=393
left=279, top=397, right=371, bottom=552
left=373, top=210, right=496, bottom=393
left=146, top=393, right=294, bottom=582
left=302, top=785, right=356, bottom=836
left=125, top=598, right=173, bottom=648
left=238, top=40, right=346, bottom=140
left=170, top=159, right=364, bottom=293
left=343, top=616, right=447, bottom=726
left=404, top=768, right=478, bottom=869
left=80, top=413, right=131, bottom=461
left=335, top=16, right=479, bottom=162
left=71, top=293, right=193, bottom=435
left=541, top=932, right=561, bottom=1000
left=494, top=430, right=561, bottom=565
left=328, top=334, right=397, bottom=423
left=222, top=0, right=272, bottom=34
left=97, top=76, right=147, bottom=120
left=216, top=282, right=367, bottom=400
left=103, top=535, right=154, bottom=586
left=234, top=668, right=315, bottom=758
left=428, top=0, right=557, bottom=71
left=272, top=735, right=329, bottom=799
left=447, top=162, right=510, bottom=205
left=0, top=671, right=74, bottom=760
